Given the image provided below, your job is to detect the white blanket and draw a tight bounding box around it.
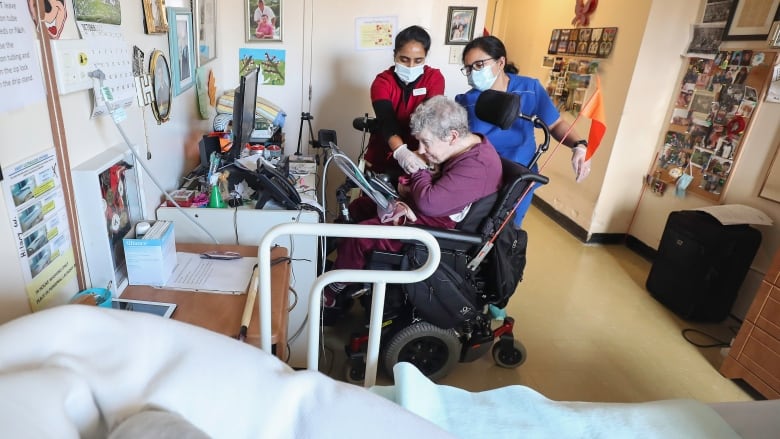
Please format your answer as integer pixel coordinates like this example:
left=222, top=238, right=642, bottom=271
left=0, top=306, right=451, bottom=438
left=373, top=362, right=742, bottom=439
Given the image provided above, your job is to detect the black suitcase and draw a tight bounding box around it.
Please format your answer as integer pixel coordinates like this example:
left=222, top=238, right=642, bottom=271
left=646, top=210, right=761, bottom=322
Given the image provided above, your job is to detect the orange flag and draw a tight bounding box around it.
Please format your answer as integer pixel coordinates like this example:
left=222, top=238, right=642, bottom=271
left=580, top=76, right=606, bottom=160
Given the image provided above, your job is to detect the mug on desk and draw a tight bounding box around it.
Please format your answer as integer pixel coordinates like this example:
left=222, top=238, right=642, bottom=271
left=247, top=144, right=265, bottom=156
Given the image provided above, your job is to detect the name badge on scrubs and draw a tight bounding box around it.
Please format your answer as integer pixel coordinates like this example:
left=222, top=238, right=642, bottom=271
left=413, top=87, right=427, bottom=96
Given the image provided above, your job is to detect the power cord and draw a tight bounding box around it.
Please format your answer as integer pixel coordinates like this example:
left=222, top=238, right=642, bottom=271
left=88, top=69, right=220, bottom=244
left=681, top=325, right=739, bottom=348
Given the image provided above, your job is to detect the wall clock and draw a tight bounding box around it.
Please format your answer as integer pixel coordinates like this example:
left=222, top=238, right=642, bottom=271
left=150, top=50, right=172, bottom=124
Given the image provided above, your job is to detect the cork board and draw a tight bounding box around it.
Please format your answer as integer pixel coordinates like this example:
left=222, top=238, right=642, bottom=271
left=649, top=50, right=777, bottom=200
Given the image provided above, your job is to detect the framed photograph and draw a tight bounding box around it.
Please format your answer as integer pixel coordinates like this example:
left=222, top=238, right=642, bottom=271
left=245, top=0, right=282, bottom=42
left=192, top=0, right=217, bottom=65
left=167, top=7, right=196, bottom=96
left=723, top=0, right=780, bottom=40
left=686, top=23, right=725, bottom=54
left=142, top=0, right=168, bottom=34
left=445, top=6, right=477, bottom=45
left=703, top=0, right=734, bottom=23
left=149, top=50, right=172, bottom=124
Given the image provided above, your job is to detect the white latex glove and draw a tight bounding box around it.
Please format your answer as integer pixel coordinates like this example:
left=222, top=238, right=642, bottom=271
left=392, top=144, right=428, bottom=174
left=571, top=145, right=591, bottom=183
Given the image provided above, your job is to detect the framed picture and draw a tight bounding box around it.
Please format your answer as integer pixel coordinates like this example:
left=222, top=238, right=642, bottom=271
left=142, top=0, right=168, bottom=34
left=167, top=7, right=196, bottom=96
left=192, top=0, right=217, bottom=66
left=149, top=50, right=171, bottom=124
left=445, top=6, right=476, bottom=45
left=723, top=0, right=780, bottom=40
left=245, top=0, right=282, bottom=42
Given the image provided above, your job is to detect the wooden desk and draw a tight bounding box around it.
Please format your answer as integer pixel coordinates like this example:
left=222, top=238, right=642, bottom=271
left=121, top=243, right=290, bottom=360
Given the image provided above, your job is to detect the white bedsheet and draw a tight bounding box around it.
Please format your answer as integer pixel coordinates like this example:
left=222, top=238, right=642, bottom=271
left=373, top=362, right=744, bottom=439
left=0, top=306, right=451, bottom=438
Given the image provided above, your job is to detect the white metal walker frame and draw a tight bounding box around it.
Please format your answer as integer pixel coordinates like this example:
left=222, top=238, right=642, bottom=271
left=258, top=222, right=440, bottom=387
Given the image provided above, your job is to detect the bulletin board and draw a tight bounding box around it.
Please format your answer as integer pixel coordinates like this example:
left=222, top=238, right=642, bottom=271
left=648, top=50, right=777, bottom=201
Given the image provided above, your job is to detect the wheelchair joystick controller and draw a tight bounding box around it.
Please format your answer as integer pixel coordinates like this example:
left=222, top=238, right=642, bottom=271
left=336, top=180, right=356, bottom=223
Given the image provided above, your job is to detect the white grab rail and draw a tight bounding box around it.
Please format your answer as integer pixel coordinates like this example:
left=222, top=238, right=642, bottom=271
left=258, top=222, right=440, bottom=387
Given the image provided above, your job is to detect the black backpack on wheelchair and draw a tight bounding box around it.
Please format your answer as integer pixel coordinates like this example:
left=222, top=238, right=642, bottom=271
left=345, top=158, right=549, bottom=383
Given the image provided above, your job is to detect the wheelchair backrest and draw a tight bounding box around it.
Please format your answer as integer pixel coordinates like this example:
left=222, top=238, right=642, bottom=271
left=457, top=158, right=538, bottom=237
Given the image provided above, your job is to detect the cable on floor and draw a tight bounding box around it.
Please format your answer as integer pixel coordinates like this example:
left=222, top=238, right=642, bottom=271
left=681, top=328, right=734, bottom=348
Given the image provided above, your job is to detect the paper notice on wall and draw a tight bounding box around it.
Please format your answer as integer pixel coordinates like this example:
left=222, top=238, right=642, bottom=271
left=0, top=0, right=46, bottom=113
left=1, top=149, right=77, bottom=310
left=766, top=64, right=780, bottom=103
left=355, top=16, right=397, bottom=50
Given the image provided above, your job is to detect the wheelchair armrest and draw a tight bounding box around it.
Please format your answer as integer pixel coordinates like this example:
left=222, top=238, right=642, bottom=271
left=405, top=225, right=483, bottom=246
left=520, top=173, right=549, bottom=185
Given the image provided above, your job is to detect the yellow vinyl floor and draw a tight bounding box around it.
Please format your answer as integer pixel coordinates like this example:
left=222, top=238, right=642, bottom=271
left=319, top=206, right=755, bottom=403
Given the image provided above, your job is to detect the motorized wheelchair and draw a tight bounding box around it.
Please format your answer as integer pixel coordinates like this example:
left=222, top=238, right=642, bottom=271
left=338, top=157, right=549, bottom=383
left=325, top=89, right=552, bottom=383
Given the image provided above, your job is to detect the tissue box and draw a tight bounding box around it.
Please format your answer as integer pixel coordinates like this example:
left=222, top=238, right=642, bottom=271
left=122, top=221, right=177, bottom=286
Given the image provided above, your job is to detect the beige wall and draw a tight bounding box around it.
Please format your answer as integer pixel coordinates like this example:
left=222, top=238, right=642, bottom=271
left=493, top=0, right=780, bottom=316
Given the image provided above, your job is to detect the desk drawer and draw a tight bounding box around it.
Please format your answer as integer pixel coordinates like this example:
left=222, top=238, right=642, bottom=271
left=746, top=282, right=780, bottom=339
left=733, top=322, right=780, bottom=392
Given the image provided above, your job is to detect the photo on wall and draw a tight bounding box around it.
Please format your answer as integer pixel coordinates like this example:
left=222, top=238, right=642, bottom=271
left=73, top=0, right=121, bottom=25
left=245, top=0, right=282, bottom=42
left=445, top=6, right=477, bottom=45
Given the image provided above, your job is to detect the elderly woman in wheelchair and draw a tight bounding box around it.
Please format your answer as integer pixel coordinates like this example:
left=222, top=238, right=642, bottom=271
left=325, top=95, right=549, bottom=382
left=324, top=96, right=502, bottom=312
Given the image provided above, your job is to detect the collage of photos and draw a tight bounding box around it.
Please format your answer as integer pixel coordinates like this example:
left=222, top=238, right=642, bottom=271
left=651, top=50, right=774, bottom=200
left=547, top=27, right=618, bottom=58
left=542, top=56, right=599, bottom=114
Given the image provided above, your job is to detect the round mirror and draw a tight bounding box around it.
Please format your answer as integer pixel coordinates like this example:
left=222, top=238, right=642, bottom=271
left=149, top=50, right=171, bottom=124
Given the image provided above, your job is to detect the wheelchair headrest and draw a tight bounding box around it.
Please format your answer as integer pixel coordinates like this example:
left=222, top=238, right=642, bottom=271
left=475, top=90, right=520, bottom=130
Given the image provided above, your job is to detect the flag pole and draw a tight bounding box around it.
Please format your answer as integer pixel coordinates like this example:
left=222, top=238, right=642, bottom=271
left=538, top=74, right=601, bottom=172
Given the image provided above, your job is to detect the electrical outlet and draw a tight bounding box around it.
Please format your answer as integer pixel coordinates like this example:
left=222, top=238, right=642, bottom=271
left=51, top=39, right=94, bottom=94
left=449, top=46, right=462, bottom=64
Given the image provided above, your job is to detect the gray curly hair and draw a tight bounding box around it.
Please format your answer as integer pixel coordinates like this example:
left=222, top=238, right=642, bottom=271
left=410, top=95, right=470, bottom=141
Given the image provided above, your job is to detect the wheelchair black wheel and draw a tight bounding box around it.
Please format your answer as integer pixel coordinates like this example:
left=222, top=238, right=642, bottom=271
left=344, top=361, right=365, bottom=385
left=492, top=338, right=527, bottom=368
left=382, top=322, right=460, bottom=382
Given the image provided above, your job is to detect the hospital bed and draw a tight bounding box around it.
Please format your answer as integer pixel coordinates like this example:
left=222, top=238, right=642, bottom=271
left=1, top=304, right=777, bottom=438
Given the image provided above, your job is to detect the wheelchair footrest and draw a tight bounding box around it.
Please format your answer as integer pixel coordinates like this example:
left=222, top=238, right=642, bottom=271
left=460, top=330, right=495, bottom=363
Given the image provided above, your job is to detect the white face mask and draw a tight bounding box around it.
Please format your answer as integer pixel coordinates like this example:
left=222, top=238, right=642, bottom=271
left=395, top=63, right=424, bottom=84
left=468, top=65, right=498, bottom=91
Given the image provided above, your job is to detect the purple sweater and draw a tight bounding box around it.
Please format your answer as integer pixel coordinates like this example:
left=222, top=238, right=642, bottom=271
left=408, top=136, right=502, bottom=222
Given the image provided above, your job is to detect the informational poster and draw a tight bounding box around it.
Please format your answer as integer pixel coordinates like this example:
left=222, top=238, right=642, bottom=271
left=355, top=16, right=396, bottom=51
left=2, top=149, right=77, bottom=310
left=0, top=0, right=45, bottom=113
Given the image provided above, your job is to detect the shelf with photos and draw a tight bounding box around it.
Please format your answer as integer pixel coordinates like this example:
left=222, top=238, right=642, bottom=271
left=648, top=50, right=777, bottom=201
left=541, top=55, right=600, bottom=116
left=540, top=27, right=616, bottom=118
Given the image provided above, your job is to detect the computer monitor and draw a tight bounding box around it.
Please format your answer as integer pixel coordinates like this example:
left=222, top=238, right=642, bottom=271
left=228, top=67, right=259, bottom=163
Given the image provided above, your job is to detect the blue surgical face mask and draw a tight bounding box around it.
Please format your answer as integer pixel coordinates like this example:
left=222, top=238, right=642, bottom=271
left=468, top=65, right=498, bottom=91
left=395, top=63, right=424, bottom=84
